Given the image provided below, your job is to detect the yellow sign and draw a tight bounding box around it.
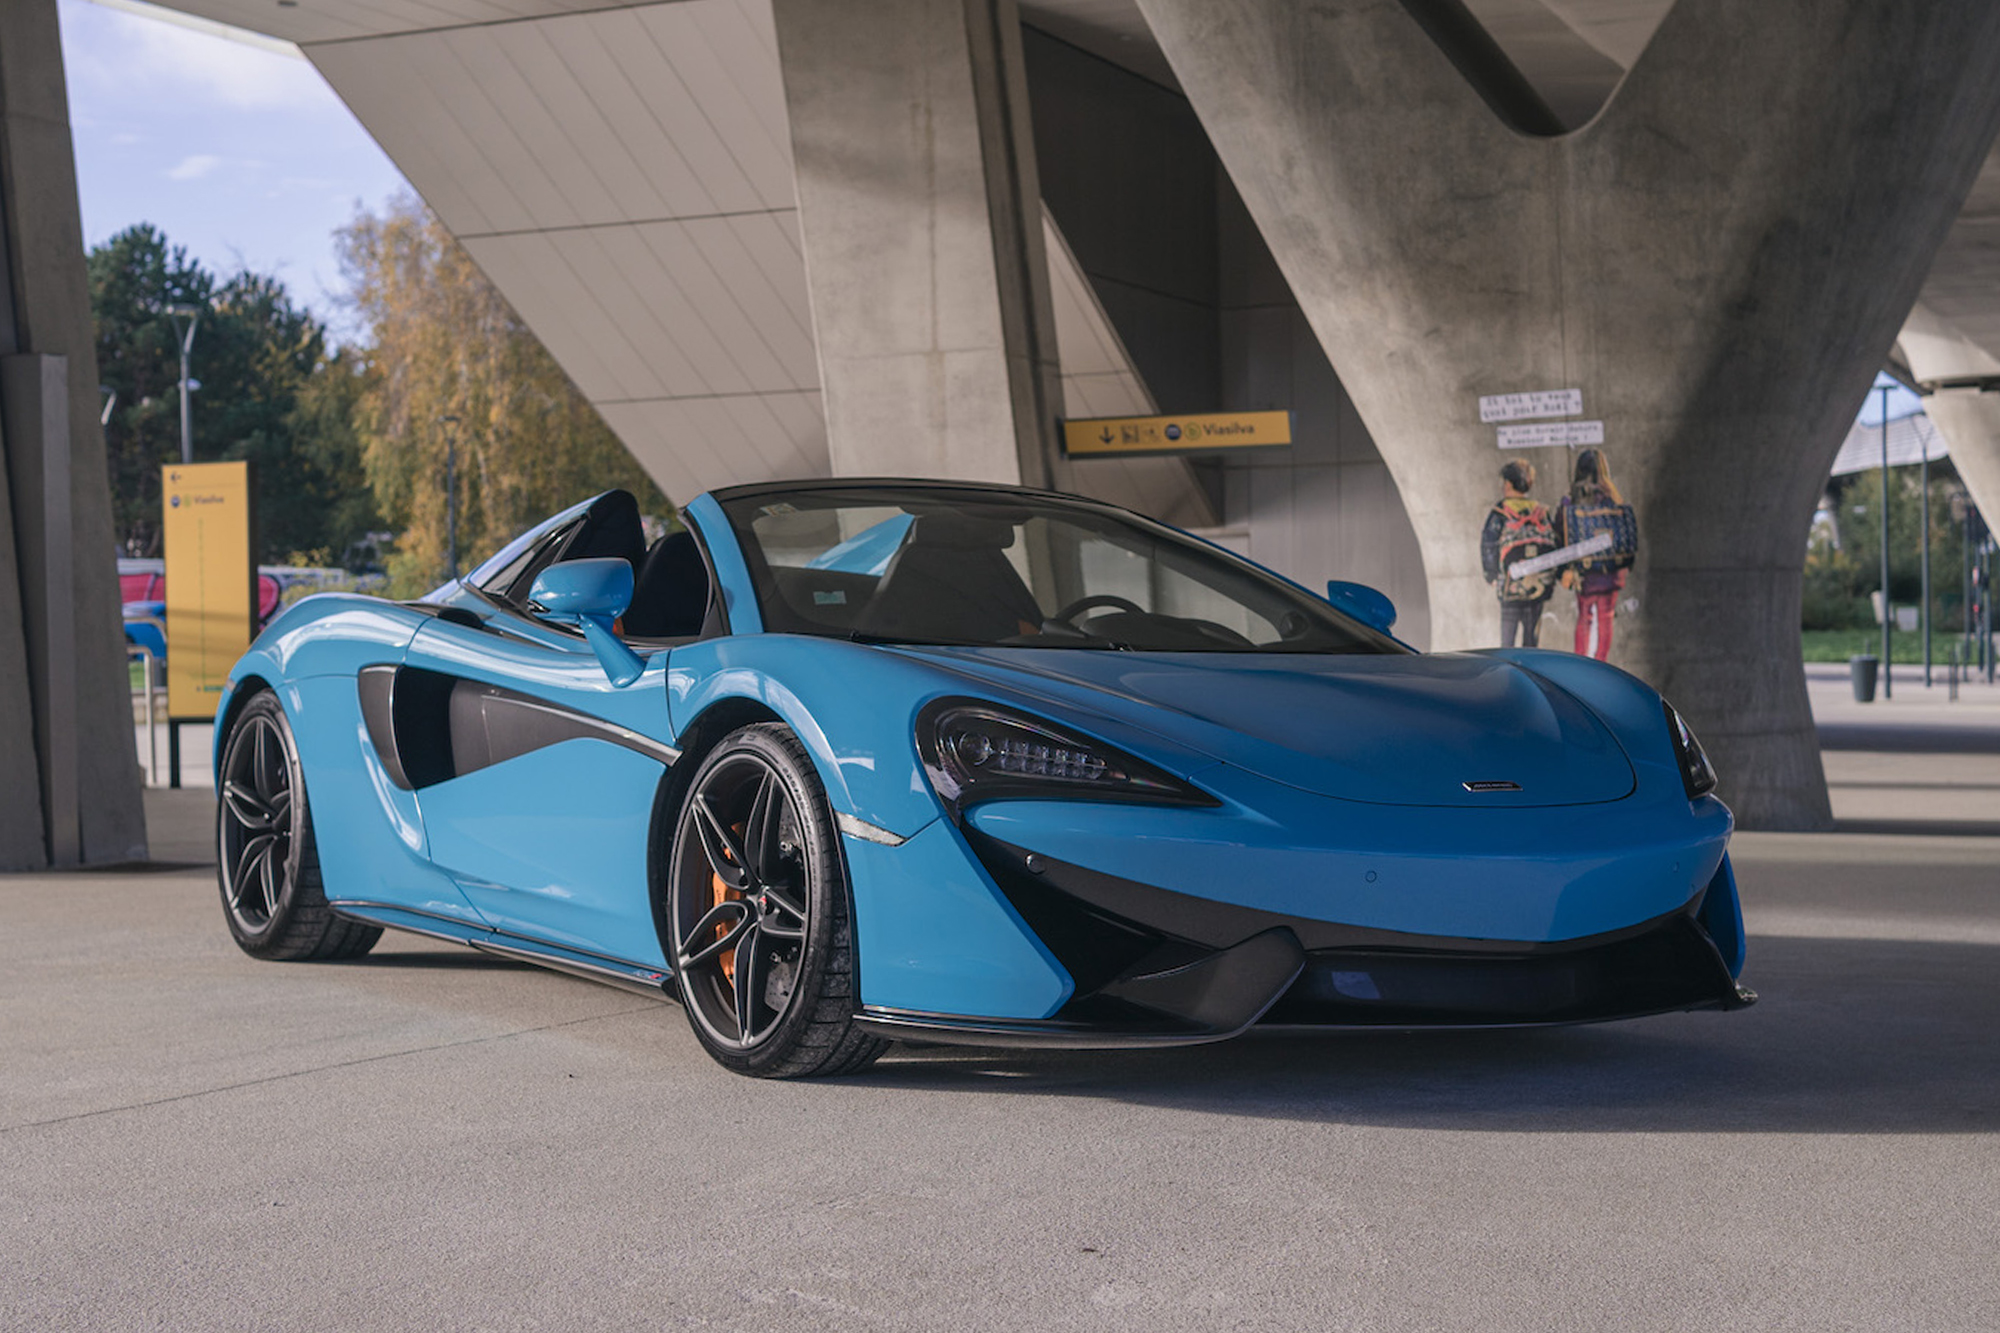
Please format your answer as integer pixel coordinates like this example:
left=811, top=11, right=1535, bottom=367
left=162, top=461, right=254, bottom=720
left=1062, top=410, right=1293, bottom=457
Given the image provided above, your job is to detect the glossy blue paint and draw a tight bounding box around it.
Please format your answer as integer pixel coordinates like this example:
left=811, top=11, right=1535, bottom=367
left=248, top=672, right=485, bottom=926
left=880, top=647, right=1636, bottom=808
left=213, top=594, right=431, bottom=799
left=667, top=635, right=960, bottom=838
left=684, top=493, right=762, bottom=634
left=843, top=816, right=1071, bottom=1019
left=1698, top=853, right=1746, bottom=977
left=232, top=594, right=433, bottom=682
left=422, top=738, right=669, bottom=967
left=527, top=559, right=647, bottom=685
left=529, top=557, right=633, bottom=619
left=1325, top=580, right=1397, bottom=632
left=215, top=483, right=1744, bottom=1034
left=965, top=761, right=1730, bottom=943
left=403, top=609, right=671, bottom=738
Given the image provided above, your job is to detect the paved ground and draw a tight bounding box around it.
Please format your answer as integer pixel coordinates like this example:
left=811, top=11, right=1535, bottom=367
left=7, top=757, right=1998, bottom=1329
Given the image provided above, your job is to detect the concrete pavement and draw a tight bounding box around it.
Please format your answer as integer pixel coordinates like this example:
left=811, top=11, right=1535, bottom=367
left=5, top=780, right=1998, bottom=1330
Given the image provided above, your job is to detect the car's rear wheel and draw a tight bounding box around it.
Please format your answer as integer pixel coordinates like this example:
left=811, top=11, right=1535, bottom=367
left=217, top=691, right=380, bottom=961
left=666, top=723, right=888, bottom=1078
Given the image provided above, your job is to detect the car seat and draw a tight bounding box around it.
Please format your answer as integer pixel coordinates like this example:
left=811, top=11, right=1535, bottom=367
left=623, top=531, right=710, bottom=638
left=854, top=514, right=1042, bottom=642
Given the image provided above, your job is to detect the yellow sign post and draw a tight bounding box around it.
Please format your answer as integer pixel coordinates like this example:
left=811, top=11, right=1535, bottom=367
left=1061, top=410, right=1292, bottom=457
left=162, top=461, right=255, bottom=721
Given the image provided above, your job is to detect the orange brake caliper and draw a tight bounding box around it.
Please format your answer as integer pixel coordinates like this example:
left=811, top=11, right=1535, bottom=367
left=712, top=824, right=745, bottom=984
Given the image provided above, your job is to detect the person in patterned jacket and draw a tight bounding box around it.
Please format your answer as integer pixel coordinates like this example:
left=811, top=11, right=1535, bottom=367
left=1480, top=458, right=1557, bottom=648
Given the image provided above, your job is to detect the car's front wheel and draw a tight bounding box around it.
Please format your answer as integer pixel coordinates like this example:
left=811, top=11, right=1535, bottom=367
left=216, top=690, right=380, bottom=961
left=666, top=724, right=888, bottom=1078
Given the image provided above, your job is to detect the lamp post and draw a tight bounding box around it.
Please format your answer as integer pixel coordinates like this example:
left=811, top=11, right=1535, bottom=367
left=1921, top=420, right=1932, bottom=687
left=166, top=302, right=203, bottom=465
left=440, top=413, right=461, bottom=581
left=1879, top=382, right=1891, bottom=699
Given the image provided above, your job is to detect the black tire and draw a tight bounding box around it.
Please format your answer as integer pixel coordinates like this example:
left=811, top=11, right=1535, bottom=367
left=216, top=691, right=381, bottom=962
left=665, top=724, right=889, bottom=1078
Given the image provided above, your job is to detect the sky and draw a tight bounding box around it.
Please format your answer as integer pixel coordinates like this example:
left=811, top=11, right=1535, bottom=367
left=58, top=0, right=410, bottom=335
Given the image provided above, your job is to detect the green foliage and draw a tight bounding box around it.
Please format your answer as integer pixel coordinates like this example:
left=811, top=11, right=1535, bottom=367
left=90, top=224, right=209, bottom=555
left=88, top=224, right=380, bottom=564
left=1805, top=465, right=1971, bottom=631
left=1800, top=629, right=1981, bottom=664
left=337, top=195, right=670, bottom=598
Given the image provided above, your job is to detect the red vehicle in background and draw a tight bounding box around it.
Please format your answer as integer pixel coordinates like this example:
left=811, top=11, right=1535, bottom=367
left=120, top=560, right=350, bottom=665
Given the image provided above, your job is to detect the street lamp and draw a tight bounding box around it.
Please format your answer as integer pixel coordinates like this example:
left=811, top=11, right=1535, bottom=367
left=440, top=413, right=461, bottom=581
left=165, top=302, right=204, bottom=465
left=1878, top=381, right=1891, bottom=699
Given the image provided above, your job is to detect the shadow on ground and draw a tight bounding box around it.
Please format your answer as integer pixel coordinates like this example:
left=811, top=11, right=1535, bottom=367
left=818, top=933, right=2000, bottom=1135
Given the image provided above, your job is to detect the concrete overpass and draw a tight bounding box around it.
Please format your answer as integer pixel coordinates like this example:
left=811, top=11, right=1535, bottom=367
left=4, top=0, right=2000, bottom=865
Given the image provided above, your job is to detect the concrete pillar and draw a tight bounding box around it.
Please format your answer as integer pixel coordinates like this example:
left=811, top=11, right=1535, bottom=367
left=0, top=0, right=148, bottom=867
left=1136, top=0, right=2000, bottom=828
left=772, top=0, right=1067, bottom=489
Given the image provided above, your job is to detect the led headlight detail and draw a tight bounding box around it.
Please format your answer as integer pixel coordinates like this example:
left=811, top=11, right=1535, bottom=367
left=1663, top=700, right=1717, bottom=799
left=916, top=698, right=1218, bottom=813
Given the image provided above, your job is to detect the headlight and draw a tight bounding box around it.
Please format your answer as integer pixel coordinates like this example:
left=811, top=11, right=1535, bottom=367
left=916, top=698, right=1218, bottom=813
left=1662, top=700, right=1717, bottom=799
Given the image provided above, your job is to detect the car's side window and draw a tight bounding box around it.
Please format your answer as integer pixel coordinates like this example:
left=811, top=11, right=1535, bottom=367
left=478, top=519, right=581, bottom=607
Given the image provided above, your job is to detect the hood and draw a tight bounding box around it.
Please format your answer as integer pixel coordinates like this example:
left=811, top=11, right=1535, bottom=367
left=902, top=648, right=1635, bottom=808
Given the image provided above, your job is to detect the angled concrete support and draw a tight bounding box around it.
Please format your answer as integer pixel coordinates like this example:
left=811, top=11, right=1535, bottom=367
left=1900, top=305, right=2000, bottom=530
left=1138, top=0, right=2000, bottom=827
left=0, top=0, right=148, bottom=867
left=773, top=0, right=1067, bottom=488
left=1921, top=392, right=2000, bottom=560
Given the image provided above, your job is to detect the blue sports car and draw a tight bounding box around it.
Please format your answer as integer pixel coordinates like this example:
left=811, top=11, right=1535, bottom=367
left=214, top=479, right=1751, bottom=1077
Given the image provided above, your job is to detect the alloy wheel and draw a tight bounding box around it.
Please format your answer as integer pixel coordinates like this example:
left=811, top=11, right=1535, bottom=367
left=671, top=753, right=812, bottom=1050
left=219, top=711, right=297, bottom=933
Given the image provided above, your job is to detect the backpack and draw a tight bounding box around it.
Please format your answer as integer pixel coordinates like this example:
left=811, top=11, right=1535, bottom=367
left=1565, top=501, right=1638, bottom=576
left=1493, top=500, right=1557, bottom=602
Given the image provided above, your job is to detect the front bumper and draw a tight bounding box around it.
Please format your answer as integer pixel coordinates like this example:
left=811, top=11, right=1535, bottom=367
left=854, top=830, right=1752, bottom=1049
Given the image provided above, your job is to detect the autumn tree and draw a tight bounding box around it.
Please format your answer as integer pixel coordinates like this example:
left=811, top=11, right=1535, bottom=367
left=88, top=224, right=378, bottom=563
left=338, top=196, right=668, bottom=596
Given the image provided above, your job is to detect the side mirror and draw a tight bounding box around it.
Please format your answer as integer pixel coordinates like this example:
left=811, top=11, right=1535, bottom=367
left=528, top=558, right=645, bottom=687
left=1325, top=580, right=1397, bottom=633
left=529, top=558, right=633, bottom=620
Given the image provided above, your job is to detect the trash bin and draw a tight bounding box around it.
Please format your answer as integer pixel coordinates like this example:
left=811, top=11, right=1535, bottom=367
left=1850, top=654, right=1879, bottom=703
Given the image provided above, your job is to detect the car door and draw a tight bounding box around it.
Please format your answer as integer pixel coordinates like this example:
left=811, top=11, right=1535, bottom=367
left=381, top=493, right=692, bottom=969
left=397, top=606, right=677, bottom=968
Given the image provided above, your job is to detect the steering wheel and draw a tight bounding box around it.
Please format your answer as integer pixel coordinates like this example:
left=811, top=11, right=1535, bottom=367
left=1052, top=594, right=1144, bottom=624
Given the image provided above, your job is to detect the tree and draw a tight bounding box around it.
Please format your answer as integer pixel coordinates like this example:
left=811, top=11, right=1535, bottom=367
left=89, top=224, right=209, bottom=556
left=1807, top=464, right=1969, bottom=630
left=88, top=225, right=380, bottom=564
left=338, top=195, right=669, bottom=597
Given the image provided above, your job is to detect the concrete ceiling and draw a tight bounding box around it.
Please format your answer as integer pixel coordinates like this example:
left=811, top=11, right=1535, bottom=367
left=135, top=0, right=2000, bottom=464
left=1018, top=0, right=2000, bottom=400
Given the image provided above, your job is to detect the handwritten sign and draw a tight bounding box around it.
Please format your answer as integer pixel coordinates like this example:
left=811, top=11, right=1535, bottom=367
left=1497, top=420, right=1605, bottom=449
left=1479, top=389, right=1582, bottom=423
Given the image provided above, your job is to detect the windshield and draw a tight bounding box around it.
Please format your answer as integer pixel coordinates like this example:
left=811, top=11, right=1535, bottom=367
left=717, top=486, right=1407, bottom=654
